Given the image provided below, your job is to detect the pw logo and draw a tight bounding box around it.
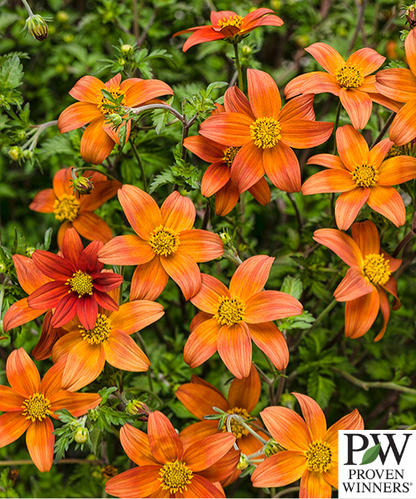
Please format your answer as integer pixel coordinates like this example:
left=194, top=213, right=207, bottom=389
left=339, top=430, right=416, bottom=498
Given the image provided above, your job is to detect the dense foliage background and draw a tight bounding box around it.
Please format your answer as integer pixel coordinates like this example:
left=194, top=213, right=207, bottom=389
left=1, top=0, right=416, bottom=497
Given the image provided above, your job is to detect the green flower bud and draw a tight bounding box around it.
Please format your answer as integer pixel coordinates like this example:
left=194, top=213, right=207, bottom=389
left=264, top=438, right=284, bottom=457
left=74, top=427, right=89, bottom=443
left=16, top=130, right=26, bottom=140
left=25, top=14, right=49, bottom=41
left=71, top=175, right=94, bottom=195
left=118, top=58, right=126, bottom=66
left=241, top=45, right=252, bottom=55
left=237, top=454, right=250, bottom=470
left=120, top=44, right=134, bottom=56
left=126, top=400, right=150, bottom=420
left=23, top=150, right=33, bottom=160
left=9, top=147, right=23, bottom=161
left=56, top=11, right=69, bottom=23
left=63, top=34, right=74, bottom=43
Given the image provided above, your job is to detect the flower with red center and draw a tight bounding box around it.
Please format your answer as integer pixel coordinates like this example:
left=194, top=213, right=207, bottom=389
left=314, top=221, right=402, bottom=340
left=285, top=44, right=401, bottom=130
left=199, top=69, right=333, bottom=194
left=184, top=105, right=270, bottom=216
left=98, top=186, right=224, bottom=301
left=0, top=348, right=101, bottom=472
left=51, top=287, right=164, bottom=391
left=184, top=255, right=302, bottom=378
left=105, top=411, right=239, bottom=498
left=251, top=393, right=364, bottom=498
left=301, top=125, right=416, bottom=230
left=376, top=28, right=416, bottom=145
left=27, top=228, right=123, bottom=330
left=29, top=167, right=121, bottom=247
left=58, top=73, right=173, bottom=164
left=173, top=9, right=283, bottom=52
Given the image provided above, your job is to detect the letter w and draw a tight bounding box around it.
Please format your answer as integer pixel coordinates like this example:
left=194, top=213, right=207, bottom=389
left=371, top=433, right=412, bottom=465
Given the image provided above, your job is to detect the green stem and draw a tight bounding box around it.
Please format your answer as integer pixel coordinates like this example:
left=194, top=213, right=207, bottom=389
left=233, top=43, right=244, bottom=91
left=227, top=415, right=268, bottom=444
left=131, top=143, right=148, bottom=192
left=21, top=0, right=34, bottom=16
left=332, top=368, right=416, bottom=395
left=406, top=423, right=416, bottom=430
left=0, top=278, right=10, bottom=328
left=73, top=167, right=117, bottom=182
left=332, top=101, right=342, bottom=154
left=136, top=333, right=153, bottom=392
left=118, top=267, right=125, bottom=306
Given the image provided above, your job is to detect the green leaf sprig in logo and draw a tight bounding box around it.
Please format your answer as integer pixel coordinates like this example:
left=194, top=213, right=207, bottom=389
left=360, top=443, right=381, bottom=465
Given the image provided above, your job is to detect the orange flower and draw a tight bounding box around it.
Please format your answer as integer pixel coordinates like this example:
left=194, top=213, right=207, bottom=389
left=314, top=221, right=402, bottom=340
left=173, top=9, right=283, bottom=52
left=98, top=186, right=224, bottom=301
left=184, top=105, right=270, bottom=216
left=51, top=287, right=164, bottom=391
left=184, top=255, right=302, bottom=378
left=302, top=125, right=416, bottom=229
left=376, top=28, right=416, bottom=145
left=285, top=44, right=401, bottom=130
left=0, top=348, right=101, bottom=472
left=251, top=393, right=364, bottom=498
left=199, top=69, right=333, bottom=194
left=58, top=73, right=173, bottom=164
left=32, top=311, right=67, bottom=361
left=27, top=228, right=123, bottom=330
left=29, top=167, right=121, bottom=248
left=105, top=411, right=239, bottom=498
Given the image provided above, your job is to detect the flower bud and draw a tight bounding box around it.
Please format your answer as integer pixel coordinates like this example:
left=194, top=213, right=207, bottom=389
left=241, top=45, right=252, bottom=56
left=72, top=175, right=94, bottom=195
left=120, top=44, right=134, bottom=56
left=56, top=11, right=69, bottom=23
left=9, top=146, right=23, bottom=161
left=23, top=150, right=33, bottom=160
left=406, top=5, right=416, bottom=29
left=16, top=130, right=26, bottom=140
left=118, top=58, right=126, bottom=66
left=25, top=14, right=49, bottom=41
left=101, top=465, right=118, bottom=480
left=264, top=438, right=284, bottom=457
left=74, top=427, right=89, bottom=443
left=107, top=113, right=123, bottom=127
left=126, top=400, right=151, bottom=420
left=237, top=454, right=250, bottom=470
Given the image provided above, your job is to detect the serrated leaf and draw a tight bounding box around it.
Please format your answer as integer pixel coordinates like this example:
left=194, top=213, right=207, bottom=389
left=281, top=276, right=303, bottom=300
left=360, top=443, right=381, bottom=465
left=149, top=169, right=175, bottom=193
left=0, top=56, right=24, bottom=90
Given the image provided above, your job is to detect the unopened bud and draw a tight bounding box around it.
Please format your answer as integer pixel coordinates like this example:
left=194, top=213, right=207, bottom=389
left=26, top=246, right=36, bottom=257
left=406, top=6, right=416, bottom=29
left=241, top=45, right=252, bottom=56
left=107, top=113, right=123, bottom=127
left=118, top=58, right=126, bottom=66
left=23, top=150, right=33, bottom=160
left=126, top=400, right=150, bottom=420
left=9, top=146, right=23, bottom=161
left=264, top=438, right=284, bottom=457
left=237, top=454, right=250, bottom=470
left=219, top=231, right=230, bottom=245
left=56, top=11, right=69, bottom=23
left=120, top=44, right=134, bottom=56
left=74, top=427, right=89, bottom=443
left=16, top=130, right=26, bottom=140
left=72, top=175, right=94, bottom=195
left=25, top=14, right=49, bottom=41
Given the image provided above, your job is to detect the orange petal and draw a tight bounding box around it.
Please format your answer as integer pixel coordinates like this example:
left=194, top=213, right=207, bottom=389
left=368, top=92, right=403, bottom=113
left=367, top=138, right=393, bottom=168
left=324, top=408, right=364, bottom=448
left=0, top=386, right=25, bottom=411
left=60, top=341, right=106, bottom=391
left=179, top=229, right=224, bottom=262
left=247, top=68, right=281, bottom=119
left=176, top=383, right=229, bottom=420
left=26, top=419, right=54, bottom=472
left=278, top=94, right=316, bottom=122
left=263, top=142, right=301, bottom=192
left=29, top=189, right=56, bottom=213
left=3, top=298, right=45, bottom=332
left=306, top=153, right=346, bottom=170
left=148, top=411, right=183, bottom=463
left=182, top=475, right=225, bottom=498
left=201, top=162, right=231, bottom=197
left=129, top=258, right=168, bottom=301
left=339, top=88, right=372, bottom=130
left=217, top=322, right=252, bottom=379
left=251, top=451, right=307, bottom=488
left=335, top=187, right=370, bottom=230
left=161, top=191, right=196, bottom=232
left=229, top=255, right=274, bottom=302
left=302, top=169, right=356, bottom=194
left=374, top=287, right=390, bottom=342
left=111, top=300, right=164, bottom=334
left=73, top=212, right=113, bottom=244
left=215, top=181, right=240, bottom=216
left=68, top=75, right=105, bottom=103
left=160, top=250, right=201, bottom=300
left=199, top=448, right=240, bottom=484
left=184, top=318, right=220, bottom=368
left=378, top=155, right=416, bottom=185
left=32, top=310, right=66, bottom=361
left=105, top=466, right=161, bottom=498
left=248, top=177, right=271, bottom=205
left=351, top=220, right=380, bottom=255
left=52, top=167, right=72, bottom=198
left=280, top=120, right=333, bottom=149
left=405, top=27, right=416, bottom=76
left=40, top=357, right=67, bottom=399
left=300, top=470, right=332, bottom=499
left=98, top=235, right=154, bottom=265
left=0, top=412, right=30, bottom=447
left=375, top=68, right=416, bottom=103
left=260, top=406, right=311, bottom=451
left=244, top=290, right=303, bottom=323
left=383, top=277, right=401, bottom=310
left=381, top=251, right=402, bottom=273
left=191, top=310, right=215, bottom=331
left=242, top=8, right=284, bottom=31
left=80, top=117, right=115, bottom=165
left=120, top=423, right=159, bottom=466
left=13, top=253, right=50, bottom=294
left=388, top=99, right=416, bottom=146
left=248, top=322, right=289, bottom=371
left=346, top=47, right=385, bottom=76
left=224, top=85, right=255, bottom=118
left=199, top=113, right=252, bottom=146
left=57, top=221, right=72, bottom=250
left=118, top=184, right=162, bottom=240
left=284, top=72, right=322, bottom=99
left=79, top=178, right=121, bottom=211
left=180, top=421, right=219, bottom=450
left=336, top=124, right=369, bottom=171
left=51, top=331, right=83, bottom=363
left=305, top=43, right=345, bottom=74
left=183, top=433, right=236, bottom=472
left=184, top=135, right=225, bottom=163
left=300, top=72, right=341, bottom=96
left=58, top=101, right=102, bottom=133
left=345, top=286, right=380, bottom=339
left=313, top=228, right=363, bottom=267
left=103, top=331, right=150, bottom=371
left=228, top=363, right=261, bottom=412
left=49, top=390, right=101, bottom=417
left=334, top=268, right=373, bottom=301
left=367, top=185, right=406, bottom=227
left=180, top=28, right=226, bottom=53
left=292, top=393, right=327, bottom=441
left=6, top=348, right=41, bottom=397
left=230, top=143, right=265, bottom=192
left=123, top=79, right=173, bottom=107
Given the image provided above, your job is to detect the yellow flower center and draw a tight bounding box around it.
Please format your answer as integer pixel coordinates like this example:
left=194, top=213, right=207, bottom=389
left=351, top=163, right=379, bottom=187
left=221, top=407, right=251, bottom=439
left=214, top=296, right=245, bottom=326
left=159, top=460, right=193, bottom=494
left=305, top=440, right=332, bottom=473
left=223, top=146, right=241, bottom=167
left=53, top=194, right=80, bottom=222
left=250, top=117, right=282, bottom=149
left=363, top=253, right=391, bottom=286
left=97, top=87, right=127, bottom=115
left=79, top=313, right=112, bottom=344
left=67, top=270, right=94, bottom=297
left=335, top=65, right=364, bottom=89
left=217, top=15, right=243, bottom=30
left=149, top=225, right=180, bottom=257
left=22, top=393, right=51, bottom=422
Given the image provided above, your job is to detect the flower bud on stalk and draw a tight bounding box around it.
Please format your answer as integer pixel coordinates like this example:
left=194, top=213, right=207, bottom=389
left=25, top=14, right=49, bottom=41
left=74, top=427, right=89, bottom=443
left=9, top=146, right=23, bottom=161
left=72, top=175, right=94, bottom=195
left=407, top=5, right=416, bottom=29
left=126, top=400, right=151, bottom=420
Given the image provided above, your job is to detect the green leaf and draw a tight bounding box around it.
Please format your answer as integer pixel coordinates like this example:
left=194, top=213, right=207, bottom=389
left=280, top=276, right=303, bottom=300
left=0, top=56, right=24, bottom=90
left=360, top=443, right=381, bottom=465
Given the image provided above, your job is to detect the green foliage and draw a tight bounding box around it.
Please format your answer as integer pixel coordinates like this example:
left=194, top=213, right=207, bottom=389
left=0, top=56, right=23, bottom=109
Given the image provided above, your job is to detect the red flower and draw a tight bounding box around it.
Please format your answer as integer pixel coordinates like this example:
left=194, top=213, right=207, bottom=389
left=27, top=228, right=123, bottom=329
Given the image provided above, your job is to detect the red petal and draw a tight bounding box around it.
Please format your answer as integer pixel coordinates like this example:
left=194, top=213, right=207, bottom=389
left=32, top=250, right=75, bottom=279
left=50, top=291, right=79, bottom=327
left=75, top=294, right=99, bottom=330
left=123, top=79, right=173, bottom=107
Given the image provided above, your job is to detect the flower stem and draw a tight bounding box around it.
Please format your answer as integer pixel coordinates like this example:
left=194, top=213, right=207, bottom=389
left=131, top=143, right=148, bottom=192
left=233, top=43, right=244, bottom=91
left=226, top=414, right=268, bottom=445
left=332, top=101, right=342, bottom=154
left=21, top=0, right=34, bottom=17
left=370, top=112, right=395, bottom=148
left=135, top=332, right=153, bottom=392
left=73, top=166, right=118, bottom=181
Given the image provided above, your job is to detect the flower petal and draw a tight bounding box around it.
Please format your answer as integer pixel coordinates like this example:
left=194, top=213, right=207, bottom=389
left=129, top=258, right=168, bottom=301
left=345, top=286, right=380, bottom=339
left=72, top=212, right=113, bottom=244
left=248, top=322, right=289, bottom=371
left=300, top=470, right=332, bottom=499
left=123, top=79, right=173, bottom=107
left=351, top=220, right=380, bottom=255
left=230, top=143, right=265, bottom=193
left=367, top=138, right=394, bottom=169
left=50, top=291, right=79, bottom=327
left=201, top=162, right=231, bottom=197
left=228, top=363, right=261, bottom=412
left=367, top=185, right=406, bottom=227
left=50, top=389, right=101, bottom=417
left=405, top=27, right=416, bottom=77
left=68, top=75, right=105, bottom=103
left=31, top=250, right=75, bottom=279
left=184, top=135, right=225, bottom=163
left=110, top=300, right=164, bottom=334
left=199, top=113, right=253, bottom=146
left=26, top=419, right=54, bottom=472
left=224, top=85, right=255, bottom=118
left=199, top=448, right=240, bottom=483
left=251, top=451, right=307, bottom=488
left=346, top=48, right=385, bottom=76
left=306, top=154, right=347, bottom=170
left=103, top=332, right=150, bottom=371
left=179, top=230, right=223, bottom=262
left=339, top=88, right=372, bottom=130
left=336, top=124, right=369, bottom=171
left=182, top=475, right=225, bottom=498
left=248, top=177, right=271, bottom=205
left=292, top=393, right=327, bottom=441
left=13, top=254, right=51, bottom=294
left=98, top=235, right=154, bottom=265
left=263, top=142, right=301, bottom=192
left=247, top=68, right=281, bottom=119
left=217, top=322, right=252, bottom=379
left=335, top=187, right=370, bottom=230
left=105, top=466, right=161, bottom=498
left=148, top=411, right=183, bottom=463
left=0, top=412, right=30, bottom=448
left=160, top=250, right=201, bottom=300
left=300, top=73, right=341, bottom=96
left=180, top=421, right=219, bottom=450
left=0, top=386, right=25, bottom=412
left=3, top=298, right=45, bottom=332
left=302, top=169, right=356, bottom=194
left=29, top=189, right=56, bottom=213
left=183, top=433, right=236, bottom=472
left=80, top=117, right=115, bottom=165
left=58, top=101, right=102, bottom=133
left=388, top=99, right=416, bottom=146
left=229, top=255, right=274, bottom=302
left=378, top=156, right=416, bottom=185
left=334, top=268, right=373, bottom=301
left=244, top=290, right=303, bottom=324
left=6, top=348, right=41, bottom=397
left=184, top=318, right=220, bottom=368
left=278, top=94, right=316, bottom=122
left=313, top=228, right=363, bottom=268
left=280, top=120, right=333, bottom=149
left=120, top=423, right=159, bottom=466
left=176, top=383, right=229, bottom=420
left=161, top=191, right=196, bottom=232
left=305, top=43, right=345, bottom=74
left=375, top=68, right=416, bottom=103
left=374, top=287, right=390, bottom=342
left=215, top=181, right=240, bottom=216
left=324, top=408, right=364, bottom=448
